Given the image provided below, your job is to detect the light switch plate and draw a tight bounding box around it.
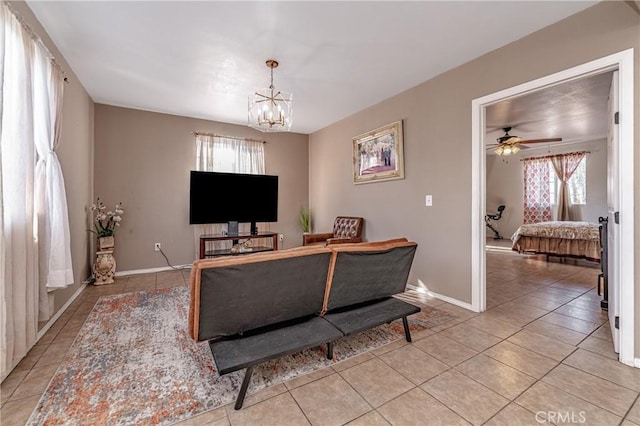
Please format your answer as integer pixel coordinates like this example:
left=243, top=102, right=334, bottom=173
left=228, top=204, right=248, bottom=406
left=425, top=195, right=433, bottom=207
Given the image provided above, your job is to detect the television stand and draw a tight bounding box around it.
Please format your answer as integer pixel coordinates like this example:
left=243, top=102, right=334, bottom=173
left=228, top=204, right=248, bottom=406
left=199, top=232, right=279, bottom=259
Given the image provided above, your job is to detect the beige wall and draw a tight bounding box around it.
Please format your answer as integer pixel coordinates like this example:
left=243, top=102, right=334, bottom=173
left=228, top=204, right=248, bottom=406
left=486, top=139, right=608, bottom=239
left=11, top=1, right=95, bottom=314
left=309, top=2, right=639, bottom=352
left=94, top=105, right=309, bottom=272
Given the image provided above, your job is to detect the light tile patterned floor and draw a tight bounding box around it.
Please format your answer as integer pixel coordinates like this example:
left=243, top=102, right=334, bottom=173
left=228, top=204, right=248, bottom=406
left=2, top=252, right=639, bottom=426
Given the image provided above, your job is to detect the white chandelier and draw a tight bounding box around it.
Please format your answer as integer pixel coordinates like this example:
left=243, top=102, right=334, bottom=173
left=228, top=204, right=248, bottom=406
left=248, top=59, right=293, bottom=132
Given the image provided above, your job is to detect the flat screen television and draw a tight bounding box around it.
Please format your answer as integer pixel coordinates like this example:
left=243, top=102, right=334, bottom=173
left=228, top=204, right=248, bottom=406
left=189, top=171, right=278, bottom=232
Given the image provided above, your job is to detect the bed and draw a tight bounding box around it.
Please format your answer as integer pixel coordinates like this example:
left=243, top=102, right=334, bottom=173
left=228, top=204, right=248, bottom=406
left=511, top=221, right=601, bottom=262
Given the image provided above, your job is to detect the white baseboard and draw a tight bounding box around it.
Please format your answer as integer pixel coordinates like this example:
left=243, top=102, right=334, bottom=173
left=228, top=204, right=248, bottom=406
left=115, top=264, right=191, bottom=277
left=406, top=284, right=427, bottom=294
left=406, top=283, right=474, bottom=311
left=37, top=283, right=87, bottom=341
left=634, top=358, right=640, bottom=369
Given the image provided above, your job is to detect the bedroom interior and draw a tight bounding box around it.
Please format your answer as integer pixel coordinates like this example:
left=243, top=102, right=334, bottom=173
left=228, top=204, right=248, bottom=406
left=483, top=69, right=613, bottom=352
left=486, top=72, right=617, bottom=351
left=2, top=1, right=640, bottom=425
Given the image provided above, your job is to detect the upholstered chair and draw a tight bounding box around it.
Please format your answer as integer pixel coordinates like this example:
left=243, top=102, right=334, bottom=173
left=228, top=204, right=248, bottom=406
left=302, top=216, right=364, bottom=246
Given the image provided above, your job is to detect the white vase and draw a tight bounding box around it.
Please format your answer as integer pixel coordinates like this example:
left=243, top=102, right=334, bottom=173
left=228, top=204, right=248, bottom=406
left=94, top=250, right=116, bottom=285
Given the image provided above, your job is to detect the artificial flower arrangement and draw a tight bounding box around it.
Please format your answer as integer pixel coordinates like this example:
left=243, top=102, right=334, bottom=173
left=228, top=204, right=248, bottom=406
left=90, top=198, right=124, bottom=237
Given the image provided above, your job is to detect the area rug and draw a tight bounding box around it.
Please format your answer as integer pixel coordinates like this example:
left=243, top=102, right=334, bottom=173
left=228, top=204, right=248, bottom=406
left=28, top=286, right=454, bottom=425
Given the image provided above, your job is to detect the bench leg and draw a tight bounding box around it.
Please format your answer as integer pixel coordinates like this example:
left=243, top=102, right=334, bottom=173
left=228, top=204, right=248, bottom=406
left=234, top=365, right=255, bottom=410
left=402, top=317, right=412, bottom=343
left=327, top=342, right=334, bottom=360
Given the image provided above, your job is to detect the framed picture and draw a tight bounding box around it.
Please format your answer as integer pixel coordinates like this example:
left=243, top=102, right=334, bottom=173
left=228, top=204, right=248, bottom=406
left=352, top=120, right=404, bottom=184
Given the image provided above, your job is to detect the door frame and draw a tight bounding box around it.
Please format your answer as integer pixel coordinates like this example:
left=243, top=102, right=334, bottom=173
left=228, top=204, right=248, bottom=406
left=470, top=49, right=635, bottom=366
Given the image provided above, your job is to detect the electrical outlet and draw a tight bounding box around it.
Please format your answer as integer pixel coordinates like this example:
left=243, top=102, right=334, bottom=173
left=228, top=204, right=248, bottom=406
left=278, top=233, right=284, bottom=242
left=154, top=243, right=161, bottom=252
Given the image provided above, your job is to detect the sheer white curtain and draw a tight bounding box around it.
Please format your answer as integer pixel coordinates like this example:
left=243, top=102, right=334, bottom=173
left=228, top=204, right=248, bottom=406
left=195, top=135, right=265, bottom=174
left=193, top=135, right=265, bottom=256
left=1, top=2, right=73, bottom=378
left=33, top=39, right=73, bottom=321
left=1, top=2, right=39, bottom=378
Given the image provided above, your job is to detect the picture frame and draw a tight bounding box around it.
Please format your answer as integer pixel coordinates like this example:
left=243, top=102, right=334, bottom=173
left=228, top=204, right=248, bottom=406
left=352, top=120, right=404, bottom=184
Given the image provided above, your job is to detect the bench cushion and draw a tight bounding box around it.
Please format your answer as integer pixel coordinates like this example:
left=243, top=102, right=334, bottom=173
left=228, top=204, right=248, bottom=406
left=324, top=297, right=420, bottom=336
left=190, top=247, right=332, bottom=341
left=324, top=240, right=417, bottom=312
left=210, top=316, right=343, bottom=374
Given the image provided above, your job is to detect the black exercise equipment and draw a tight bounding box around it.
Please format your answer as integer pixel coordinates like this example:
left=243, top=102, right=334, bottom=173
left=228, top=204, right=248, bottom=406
left=486, top=205, right=506, bottom=240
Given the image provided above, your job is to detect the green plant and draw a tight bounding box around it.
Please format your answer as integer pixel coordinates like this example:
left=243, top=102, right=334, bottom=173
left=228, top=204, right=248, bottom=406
left=89, top=198, right=124, bottom=237
left=300, top=207, right=311, bottom=233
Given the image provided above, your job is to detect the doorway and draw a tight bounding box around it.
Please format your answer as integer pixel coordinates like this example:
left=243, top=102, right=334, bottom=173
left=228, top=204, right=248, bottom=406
left=471, top=49, right=635, bottom=366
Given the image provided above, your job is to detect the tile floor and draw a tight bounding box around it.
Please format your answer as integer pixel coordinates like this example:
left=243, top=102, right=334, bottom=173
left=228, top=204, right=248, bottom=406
left=2, top=251, right=639, bottom=426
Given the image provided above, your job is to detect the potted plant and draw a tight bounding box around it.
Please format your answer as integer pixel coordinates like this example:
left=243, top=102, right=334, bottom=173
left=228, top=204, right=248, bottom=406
left=300, top=207, right=311, bottom=234
left=90, top=198, right=124, bottom=250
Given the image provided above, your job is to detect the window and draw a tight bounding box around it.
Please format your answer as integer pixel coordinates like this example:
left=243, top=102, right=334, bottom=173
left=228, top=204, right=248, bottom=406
left=568, top=158, right=587, bottom=205
left=192, top=134, right=266, bottom=249
left=195, top=135, right=265, bottom=174
left=524, top=152, right=587, bottom=223
left=550, top=156, right=586, bottom=205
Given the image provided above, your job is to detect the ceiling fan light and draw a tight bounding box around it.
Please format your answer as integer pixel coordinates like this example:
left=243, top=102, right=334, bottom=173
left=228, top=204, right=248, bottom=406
left=494, top=144, right=520, bottom=156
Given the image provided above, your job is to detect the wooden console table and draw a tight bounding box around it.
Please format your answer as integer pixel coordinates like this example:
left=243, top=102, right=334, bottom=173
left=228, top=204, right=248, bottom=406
left=199, top=232, right=279, bottom=259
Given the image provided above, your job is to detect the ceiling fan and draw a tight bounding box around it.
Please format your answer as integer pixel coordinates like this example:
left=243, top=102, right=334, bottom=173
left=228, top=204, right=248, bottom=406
left=487, top=126, right=562, bottom=156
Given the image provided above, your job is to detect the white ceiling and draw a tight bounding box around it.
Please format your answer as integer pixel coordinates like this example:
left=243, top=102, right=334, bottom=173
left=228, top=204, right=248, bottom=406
left=27, top=1, right=598, bottom=134
left=486, top=70, right=613, bottom=153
